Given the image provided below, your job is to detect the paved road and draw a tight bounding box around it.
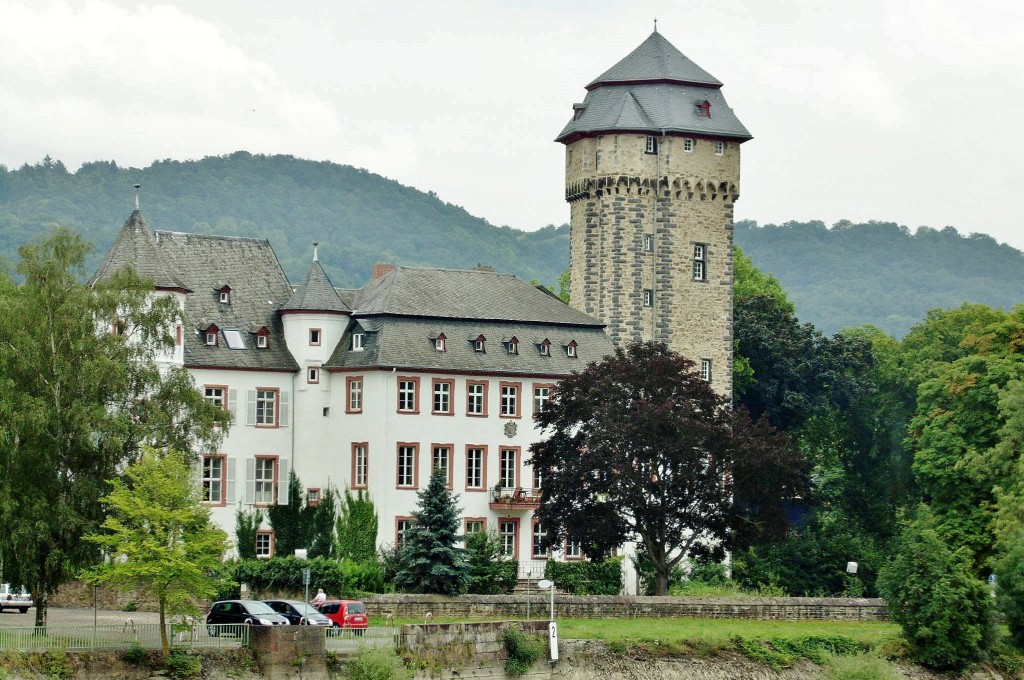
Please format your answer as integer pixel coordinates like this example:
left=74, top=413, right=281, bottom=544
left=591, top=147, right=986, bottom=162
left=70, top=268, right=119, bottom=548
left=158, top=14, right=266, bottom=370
left=0, top=607, right=161, bottom=628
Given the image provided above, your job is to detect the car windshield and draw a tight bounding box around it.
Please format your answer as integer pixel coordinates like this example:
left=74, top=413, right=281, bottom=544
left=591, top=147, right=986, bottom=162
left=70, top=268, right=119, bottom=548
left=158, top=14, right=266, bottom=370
left=244, top=602, right=276, bottom=615
left=347, top=602, right=366, bottom=614
left=292, top=602, right=319, bottom=615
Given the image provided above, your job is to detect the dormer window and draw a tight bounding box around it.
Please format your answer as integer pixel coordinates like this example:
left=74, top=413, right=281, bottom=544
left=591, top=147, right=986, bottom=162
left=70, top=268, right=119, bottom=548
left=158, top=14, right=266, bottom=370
left=257, top=334, right=268, bottom=348
left=351, top=333, right=365, bottom=351
left=473, top=335, right=486, bottom=353
left=204, top=324, right=220, bottom=347
left=566, top=341, right=578, bottom=358
left=539, top=339, right=551, bottom=357
left=217, top=286, right=231, bottom=304
left=434, top=333, right=447, bottom=352
left=697, top=100, right=711, bottom=118
left=506, top=337, right=519, bottom=355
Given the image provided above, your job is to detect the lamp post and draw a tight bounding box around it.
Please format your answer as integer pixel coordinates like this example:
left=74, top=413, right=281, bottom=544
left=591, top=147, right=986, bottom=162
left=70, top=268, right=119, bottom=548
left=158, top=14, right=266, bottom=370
left=537, top=579, right=555, bottom=623
left=846, top=561, right=858, bottom=598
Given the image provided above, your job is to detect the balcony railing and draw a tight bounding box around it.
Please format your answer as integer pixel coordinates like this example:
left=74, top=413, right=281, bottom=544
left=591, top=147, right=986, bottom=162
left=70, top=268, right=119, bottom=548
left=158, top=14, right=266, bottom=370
left=489, top=486, right=541, bottom=510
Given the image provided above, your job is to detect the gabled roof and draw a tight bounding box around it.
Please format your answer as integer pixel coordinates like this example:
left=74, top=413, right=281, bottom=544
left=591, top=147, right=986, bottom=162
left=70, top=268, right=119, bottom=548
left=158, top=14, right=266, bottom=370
left=587, top=31, right=722, bottom=90
left=90, top=210, right=188, bottom=291
left=281, top=258, right=350, bottom=314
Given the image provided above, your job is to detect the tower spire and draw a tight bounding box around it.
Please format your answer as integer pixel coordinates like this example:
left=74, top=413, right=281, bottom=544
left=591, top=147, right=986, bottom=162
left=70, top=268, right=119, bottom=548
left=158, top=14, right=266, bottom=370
left=133, top=183, right=141, bottom=210
left=653, top=17, right=657, bottom=33
left=312, top=242, right=319, bottom=262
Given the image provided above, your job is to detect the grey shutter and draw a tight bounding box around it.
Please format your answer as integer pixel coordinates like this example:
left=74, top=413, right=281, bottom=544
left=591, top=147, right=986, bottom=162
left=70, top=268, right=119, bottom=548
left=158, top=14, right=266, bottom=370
left=245, top=458, right=255, bottom=504
left=246, top=390, right=256, bottom=426
left=228, top=389, right=238, bottom=424
left=278, top=458, right=290, bottom=505
left=226, top=457, right=237, bottom=504
left=279, top=391, right=289, bottom=427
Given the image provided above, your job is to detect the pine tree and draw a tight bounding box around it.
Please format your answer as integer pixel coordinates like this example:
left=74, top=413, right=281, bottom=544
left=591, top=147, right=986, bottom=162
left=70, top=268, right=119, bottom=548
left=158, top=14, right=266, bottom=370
left=395, top=468, right=469, bottom=595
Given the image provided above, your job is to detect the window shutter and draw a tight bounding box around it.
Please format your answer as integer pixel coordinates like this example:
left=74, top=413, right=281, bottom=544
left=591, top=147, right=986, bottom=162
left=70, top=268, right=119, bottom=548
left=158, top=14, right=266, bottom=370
left=229, top=389, right=238, bottom=424
left=245, top=458, right=255, bottom=504
left=278, top=459, right=290, bottom=505
left=227, top=457, right=237, bottom=504
left=279, top=391, right=289, bottom=427
left=246, top=390, right=256, bottom=426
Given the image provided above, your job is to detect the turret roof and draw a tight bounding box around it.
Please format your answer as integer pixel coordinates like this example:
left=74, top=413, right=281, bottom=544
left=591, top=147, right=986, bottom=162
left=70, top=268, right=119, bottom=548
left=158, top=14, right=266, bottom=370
left=586, top=31, right=722, bottom=90
left=281, top=257, right=350, bottom=314
left=90, top=210, right=188, bottom=291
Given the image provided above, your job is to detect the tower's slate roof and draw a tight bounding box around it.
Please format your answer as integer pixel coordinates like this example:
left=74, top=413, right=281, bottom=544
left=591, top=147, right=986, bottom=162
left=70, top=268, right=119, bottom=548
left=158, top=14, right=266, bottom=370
left=281, top=258, right=350, bottom=314
left=90, top=210, right=188, bottom=291
left=556, top=32, right=751, bottom=143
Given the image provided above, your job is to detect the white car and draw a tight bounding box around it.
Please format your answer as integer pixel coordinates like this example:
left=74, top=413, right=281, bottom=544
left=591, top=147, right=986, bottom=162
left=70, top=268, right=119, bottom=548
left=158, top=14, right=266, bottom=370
left=0, top=584, right=32, bottom=613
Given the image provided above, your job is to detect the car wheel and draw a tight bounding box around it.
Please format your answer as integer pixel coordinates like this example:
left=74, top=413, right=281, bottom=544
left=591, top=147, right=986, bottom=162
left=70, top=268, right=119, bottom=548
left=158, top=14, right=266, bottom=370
left=19, top=608, right=28, bottom=614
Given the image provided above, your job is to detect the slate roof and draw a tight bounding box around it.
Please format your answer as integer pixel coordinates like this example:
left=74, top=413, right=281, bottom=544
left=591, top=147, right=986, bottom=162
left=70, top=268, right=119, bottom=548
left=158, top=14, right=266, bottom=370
left=281, top=258, right=350, bottom=314
left=556, top=32, right=751, bottom=143
left=90, top=210, right=188, bottom=290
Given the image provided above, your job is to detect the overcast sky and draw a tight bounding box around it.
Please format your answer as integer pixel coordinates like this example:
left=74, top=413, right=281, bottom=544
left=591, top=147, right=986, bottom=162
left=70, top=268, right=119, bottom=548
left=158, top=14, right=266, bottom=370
left=2, top=0, right=1022, bottom=250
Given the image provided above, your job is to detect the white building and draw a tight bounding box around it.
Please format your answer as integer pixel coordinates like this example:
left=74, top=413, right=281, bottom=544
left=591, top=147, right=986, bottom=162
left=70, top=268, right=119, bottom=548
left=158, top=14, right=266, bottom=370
left=92, top=208, right=615, bottom=580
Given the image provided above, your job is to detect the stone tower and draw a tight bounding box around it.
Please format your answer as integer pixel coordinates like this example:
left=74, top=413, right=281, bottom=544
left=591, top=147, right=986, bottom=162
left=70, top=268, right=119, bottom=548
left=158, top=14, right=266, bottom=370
left=556, top=31, right=751, bottom=398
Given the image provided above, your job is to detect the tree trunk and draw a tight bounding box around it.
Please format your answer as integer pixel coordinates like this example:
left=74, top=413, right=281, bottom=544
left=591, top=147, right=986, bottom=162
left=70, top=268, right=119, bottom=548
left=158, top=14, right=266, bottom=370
left=34, top=592, right=47, bottom=628
left=653, top=566, right=670, bottom=596
left=159, top=594, right=168, bottom=658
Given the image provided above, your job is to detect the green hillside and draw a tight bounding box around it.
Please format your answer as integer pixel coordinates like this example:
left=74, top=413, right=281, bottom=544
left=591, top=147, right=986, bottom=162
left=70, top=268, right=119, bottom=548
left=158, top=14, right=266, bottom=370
left=2, top=153, right=1021, bottom=337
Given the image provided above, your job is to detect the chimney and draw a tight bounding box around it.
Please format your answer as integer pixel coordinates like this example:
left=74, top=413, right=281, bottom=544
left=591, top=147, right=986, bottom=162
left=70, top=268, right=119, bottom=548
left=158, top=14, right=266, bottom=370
left=372, top=263, right=396, bottom=280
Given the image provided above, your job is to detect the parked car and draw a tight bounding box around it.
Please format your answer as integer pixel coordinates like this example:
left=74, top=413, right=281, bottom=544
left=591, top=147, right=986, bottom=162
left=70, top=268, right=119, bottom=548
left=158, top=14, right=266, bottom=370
left=263, top=599, right=333, bottom=627
left=313, top=599, right=368, bottom=633
left=0, top=584, right=32, bottom=614
left=205, top=600, right=289, bottom=634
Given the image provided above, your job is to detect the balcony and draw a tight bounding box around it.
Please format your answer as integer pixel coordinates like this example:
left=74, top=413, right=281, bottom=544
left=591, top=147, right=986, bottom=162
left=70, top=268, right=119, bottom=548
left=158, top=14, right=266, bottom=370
left=489, top=486, right=541, bottom=511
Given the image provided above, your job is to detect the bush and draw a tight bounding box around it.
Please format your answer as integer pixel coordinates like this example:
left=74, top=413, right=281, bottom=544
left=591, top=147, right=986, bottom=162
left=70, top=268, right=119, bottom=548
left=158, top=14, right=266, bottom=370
left=465, top=530, right=517, bottom=594
left=877, top=507, right=993, bottom=669
left=232, top=555, right=386, bottom=597
left=343, top=647, right=413, bottom=680
left=733, top=635, right=864, bottom=670
left=995, top=532, right=1024, bottom=646
left=164, top=649, right=201, bottom=679
left=545, top=557, right=622, bottom=595
left=122, top=642, right=149, bottom=666
left=502, top=628, right=542, bottom=677
left=822, top=652, right=900, bottom=680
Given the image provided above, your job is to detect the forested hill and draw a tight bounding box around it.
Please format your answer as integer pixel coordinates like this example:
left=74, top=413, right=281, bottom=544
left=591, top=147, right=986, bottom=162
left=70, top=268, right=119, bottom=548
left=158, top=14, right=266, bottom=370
left=2, top=153, right=1022, bottom=337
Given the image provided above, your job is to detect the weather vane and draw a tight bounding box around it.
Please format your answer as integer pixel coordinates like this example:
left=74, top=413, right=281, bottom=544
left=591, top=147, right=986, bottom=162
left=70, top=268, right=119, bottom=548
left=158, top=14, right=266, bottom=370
left=653, top=18, right=657, bottom=33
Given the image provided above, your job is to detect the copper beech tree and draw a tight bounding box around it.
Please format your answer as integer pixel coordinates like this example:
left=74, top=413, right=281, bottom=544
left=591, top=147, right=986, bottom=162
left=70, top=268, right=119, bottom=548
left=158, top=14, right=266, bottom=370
left=529, top=342, right=803, bottom=596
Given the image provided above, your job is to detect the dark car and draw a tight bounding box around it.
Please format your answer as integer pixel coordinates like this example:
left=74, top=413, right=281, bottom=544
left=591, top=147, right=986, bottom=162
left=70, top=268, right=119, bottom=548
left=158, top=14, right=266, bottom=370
left=314, top=599, right=368, bottom=633
left=205, top=600, right=290, bottom=635
left=263, top=599, right=333, bottom=627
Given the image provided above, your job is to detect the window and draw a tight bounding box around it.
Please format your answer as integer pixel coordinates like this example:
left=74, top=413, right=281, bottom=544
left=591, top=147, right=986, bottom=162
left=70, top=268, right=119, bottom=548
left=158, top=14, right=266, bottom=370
left=352, top=443, right=368, bottom=489
left=397, top=377, right=420, bottom=413
left=254, top=457, right=277, bottom=505
left=472, top=335, right=486, bottom=352
left=539, top=340, right=551, bottom=357
left=397, top=443, right=418, bottom=488
left=205, top=330, right=218, bottom=346
left=645, top=135, right=657, bottom=154
left=307, top=488, right=320, bottom=506
left=506, top=338, right=518, bottom=355
left=498, top=519, right=519, bottom=558
left=204, top=385, right=226, bottom=409
left=432, top=379, right=453, bottom=415
left=715, top=140, right=725, bottom=155
left=202, top=454, right=226, bottom=504
left=465, top=518, right=485, bottom=536
left=351, top=333, right=364, bottom=351
left=565, top=541, right=583, bottom=559
left=307, top=366, right=320, bottom=384
left=467, top=381, right=487, bottom=416
left=532, top=465, right=543, bottom=491
left=434, top=334, right=446, bottom=352
left=346, top=377, right=363, bottom=413
left=466, top=446, right=486, bottom=490
left=693, top=243, right=707, bottom=281
left=254, top=389, right=278, bottom=427
left=566, top=342, right=577, bottom=358
left=255, top=531, right=274, bottom=558
left=499, top=448, right=518, bottom=489
left=219, top=289, right=230, bottom=304
left=309, top=328, right=321, bottom=346
left=683, top=138, right=694, bottom=152
left=396, top=518, right=415, bottom=549
left=701, top=358, right=713, bottom=383
left=533, top=384, right=551, bottom=416
left=643, top=289, right=654, bottom=307
left=432, top=445, right=452, bottom=488
left=500, top=382, right=521, bottom=418
left=532, top=522, right=549, bottom=558
left=698, top=100, right=711, bottom=117
left=175, top=324, right=183, bottom=346
left=223, top=330, right=246, bottom=349
left=643, top=234, right=654, bottom=252
left=256, top=334, right=268, bottom=348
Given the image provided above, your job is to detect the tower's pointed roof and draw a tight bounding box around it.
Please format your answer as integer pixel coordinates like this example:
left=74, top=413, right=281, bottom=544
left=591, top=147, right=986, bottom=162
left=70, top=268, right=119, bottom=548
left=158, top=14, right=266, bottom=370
left=586, top=31, right=722, bottom=90
left=280, top=251, right=350, bottom=314
left=90, top=210, right=189, bottom=290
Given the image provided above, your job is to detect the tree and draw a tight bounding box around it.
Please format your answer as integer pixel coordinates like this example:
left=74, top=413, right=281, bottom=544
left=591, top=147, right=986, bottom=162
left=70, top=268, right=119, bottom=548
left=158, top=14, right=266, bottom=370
left=0, top=227, right=224, bottom=626
left=465, top=530, right=518, bottom=595
left=305, top=485, right=337, bottom=559
left=336, top=488, right=379, bottom=562
left=83, top=449, right=229, bottom=657
left=530, top=342, right=803, bottom=595
left=235, top=507, right=263, bottom=560
left=394, top=468, right=469, bottom=595
left=268, top=470, right=305, bottom=557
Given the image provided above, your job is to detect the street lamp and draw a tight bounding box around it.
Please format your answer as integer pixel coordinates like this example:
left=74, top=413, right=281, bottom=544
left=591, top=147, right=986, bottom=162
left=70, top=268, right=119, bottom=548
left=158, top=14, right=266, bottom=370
left=536, top=579, right=559, bottom=664
left=537, top=579, right=555, bottom=623
left=845, top=561, right=858, bottom=598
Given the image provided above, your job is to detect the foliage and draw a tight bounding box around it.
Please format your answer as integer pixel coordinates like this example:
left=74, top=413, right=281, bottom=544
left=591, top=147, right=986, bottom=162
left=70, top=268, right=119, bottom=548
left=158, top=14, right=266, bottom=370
left=83, top=448, right=230, bottom=656
left=544, top=557, right=622, bottom=595
left=502, top=628, right=543, bottom=677
left=232, top=556, right=386, bottom=597
left=733, top=635, right=864, bottom=670
left=164, top=649, right=201, bottom=679
left=0, top=227, right=223, bottom=627
left=531, top=341, right=803, bottom=595
left=342, top=646, right=413, bottom=680
left=336, top=488, right=379, bottom=562
left=394, top=468, right=469, bottom=595
left=877, top=507, right=993, bottom=669
left=268, top=470, right=306, bottom=557
left=306, top=485, right=337, bottom=559
left=464, top=530, right=517, bottom=595
left=234, top=507, right=263, bottom=561
left=994, top=532, right=1024, bottom=646
left=822, top=652, right=900, bottom=680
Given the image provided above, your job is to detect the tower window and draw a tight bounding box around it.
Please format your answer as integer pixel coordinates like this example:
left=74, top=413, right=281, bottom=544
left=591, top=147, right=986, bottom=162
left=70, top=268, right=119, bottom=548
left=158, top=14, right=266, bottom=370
left=715, top=141, right=725, bottom=156
left=309, top=328, right=321, bottom=346
left=683, top=138, right=694, bottom=153
left=643, top=235, right=654, bottom=252
left=643, top=289, right=654, bottom=307
left=645, top=136, right=657, bottom=154
left=693, top=244, right=707, bottom=281
left=701, top=359, right=713, bottom=382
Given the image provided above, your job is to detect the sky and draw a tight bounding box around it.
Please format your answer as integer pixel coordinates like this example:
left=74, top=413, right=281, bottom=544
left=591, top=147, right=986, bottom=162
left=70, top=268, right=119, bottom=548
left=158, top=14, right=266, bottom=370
left=2, top=0, right=1023, bottom=250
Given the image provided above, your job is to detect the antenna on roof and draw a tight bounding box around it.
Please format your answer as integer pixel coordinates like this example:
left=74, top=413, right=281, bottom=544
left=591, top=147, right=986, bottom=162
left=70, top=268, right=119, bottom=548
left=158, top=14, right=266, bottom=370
left=133, top=184, right=141, bottom=210
left=312, top=242, right=319, bottom=262
left=653, top=17, right=658, bottom=33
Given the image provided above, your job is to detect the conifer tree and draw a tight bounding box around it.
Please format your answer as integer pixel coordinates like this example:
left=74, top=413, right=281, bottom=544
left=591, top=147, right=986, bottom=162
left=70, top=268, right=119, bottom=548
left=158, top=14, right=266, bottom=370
left=395, top=468, right=469, bottom=595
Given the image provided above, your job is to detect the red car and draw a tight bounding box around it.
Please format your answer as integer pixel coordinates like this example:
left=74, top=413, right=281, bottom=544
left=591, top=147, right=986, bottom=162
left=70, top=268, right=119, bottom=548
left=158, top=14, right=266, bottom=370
left=313, top=599, right=368, bottom=633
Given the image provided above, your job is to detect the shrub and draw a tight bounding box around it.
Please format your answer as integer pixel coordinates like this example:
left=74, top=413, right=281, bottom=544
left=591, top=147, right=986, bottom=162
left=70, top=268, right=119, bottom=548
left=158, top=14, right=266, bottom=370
left=465, top=530, right=517, bottom=594
left=164, top=649, right=201, bottom=679
left=122, top=642, right=148, bottom=666
left=545, top=556, right=622, bottom=595
left=502, top=628, right=542, bottom=677
left=343, top=647, right=413, bottom=680
left=822, top=652, right=900, bottom=680
left=232, top=555, right=385, bottom=597
left=877, top=507, right=993, bottom=669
